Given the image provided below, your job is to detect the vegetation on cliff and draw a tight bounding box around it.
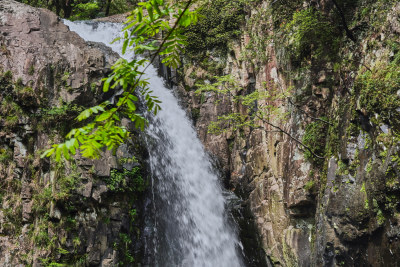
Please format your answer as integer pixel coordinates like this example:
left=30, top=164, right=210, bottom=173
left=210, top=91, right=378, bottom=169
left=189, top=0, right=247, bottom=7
left=17, top=0, right=139, bottom=19
left=2, top=0, right=400, bottom=265
left=41, top=0, right=199, bottom=162
left=176, top=0, right=400, bottom=265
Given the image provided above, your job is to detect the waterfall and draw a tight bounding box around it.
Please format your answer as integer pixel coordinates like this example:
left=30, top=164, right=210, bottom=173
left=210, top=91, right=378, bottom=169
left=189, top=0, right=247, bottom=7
left=64, top=20, right=244, bottom=267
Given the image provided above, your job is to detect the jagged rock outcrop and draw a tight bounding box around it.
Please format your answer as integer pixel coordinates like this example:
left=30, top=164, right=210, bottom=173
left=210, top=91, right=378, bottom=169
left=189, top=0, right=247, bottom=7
left=0, top=1, right=147, bottom=266
left=178, top=1, right=400, bottom=266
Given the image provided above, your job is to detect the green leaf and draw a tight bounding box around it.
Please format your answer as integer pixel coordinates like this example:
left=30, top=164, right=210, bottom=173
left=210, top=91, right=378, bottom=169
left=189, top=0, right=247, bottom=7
left=138, top=7, right=143, bottom=22
left=103, top=76, right=113, bottom=92
left=122, top=39, right=128, bottom=55
left=153, top=1, right=162, bottom=16
left=56, top=145, right=62, bottom=162
left=77, top=109, right=91, bottom=121
left=126, top=99, right=137, bottom=111
left=95, top=112, right=111, bottom=122
left=40, top=148, right=55, bottom=158
left=146, top=4, right=154, bottom=21
left=63, top=145, right=70, bottom=160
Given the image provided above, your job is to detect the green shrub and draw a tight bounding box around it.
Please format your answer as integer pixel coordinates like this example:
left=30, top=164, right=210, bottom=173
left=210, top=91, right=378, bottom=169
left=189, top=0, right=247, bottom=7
left=70, top=2, right=100, bottom=20
left=302, top=118, right=328, bottom=165
left=0, top=148, right=13, bottom=163
left=355, top=60, right=400, bottom=128
left=55, top=164, right=81, bottom=201
left=184, top=0, right=246, bottom=59
left=304, top=180, right=317, bottom=193
left=3, top=70, right=13, bottom=80
left=4, top=115, right=19, bottom=128
left=28, top=65, right=35, bottom=75
left=284, top=8, right=339, bottom=64
left=107, top=167, right=145, bottom=193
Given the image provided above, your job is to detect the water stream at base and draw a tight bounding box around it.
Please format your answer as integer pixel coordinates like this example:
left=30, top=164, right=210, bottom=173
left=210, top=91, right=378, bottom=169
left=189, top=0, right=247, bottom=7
left=64, top=20, right=244, bottom=267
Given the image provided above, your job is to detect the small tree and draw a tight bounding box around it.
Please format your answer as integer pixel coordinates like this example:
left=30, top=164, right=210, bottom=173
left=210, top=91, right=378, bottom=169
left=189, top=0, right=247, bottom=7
left=195, top=75, right=327, bottom=160
left=42, top=0, right=199, bottom=161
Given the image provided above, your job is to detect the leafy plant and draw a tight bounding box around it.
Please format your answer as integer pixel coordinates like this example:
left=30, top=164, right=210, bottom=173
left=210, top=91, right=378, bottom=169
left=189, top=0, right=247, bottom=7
left=107, top=167, right=145, bottom=193
left=355, top=60, right=400, bottom=127
left=70, top=2, right=100, bottom=20
left=0, top=148, right=13, bottom=163
left=196, top=75, right=327, bottom=160
left=28, top=65, right=35, bottom=75
left=184, top=0, right=246, bottom=58
left=283, top=7, right=339, bottom=64
left=302, top=118, right=328, bottom=165
left=42, top=0, right=199, bottom=162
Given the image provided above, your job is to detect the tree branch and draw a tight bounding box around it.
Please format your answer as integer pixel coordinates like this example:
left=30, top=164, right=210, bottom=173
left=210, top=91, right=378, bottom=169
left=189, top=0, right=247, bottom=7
left=255, top=114, right=325, bottom=159
left=145, top=0, right=193, bottom=73
left=274, top=80, right=333, bottom=126
left=330, top=0, right=356, bottom=42
left=103, top=0, right=193, bottom=120
left=287, top=98, right=333, bottom=126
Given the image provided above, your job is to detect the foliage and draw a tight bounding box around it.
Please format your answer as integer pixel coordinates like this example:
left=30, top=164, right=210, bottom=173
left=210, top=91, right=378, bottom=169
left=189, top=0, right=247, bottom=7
left=32, top=187, right=53, bottom=215
left=55, top=164, right=81, bottom=200
left=302, top=118, right=328, bottom=166
left=28, top=65, right=35, bottom=75
left=283, top=8, right=339, bottom=64
left=0, top=98, right=24, bottom=129
left=116, top=233, right=135, bottom=265
left=376, top=131, right=400, bottom=181
left=184, top=0, right=246, bottom=58
left=70, top=2, right=100, bottom=20
left=304, top=180, right=316, bottom=193
left=195, top=75, right=289, bottom=135
left=17, top=0, right=139, bottom=19
left=107, top=167, right=145, bottom=193
left=41, top=103, right=85, bottom=122
left=191, top=107, right=200, bottom=123
left=355, top=59, right=400, bottom=128
left=270, top=0, right=302, bottom=28
left=239, top=4, right=272, bottom=64
left=42, top=0, right=199, bottom=162
left=107, top=0, right=139, bottom=17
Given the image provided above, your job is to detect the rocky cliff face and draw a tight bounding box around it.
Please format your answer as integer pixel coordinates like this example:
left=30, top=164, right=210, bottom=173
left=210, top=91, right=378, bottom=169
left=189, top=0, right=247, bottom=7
left=0, top=1, right=147, bottom=265
left=178, top=0, right=400, bottom=266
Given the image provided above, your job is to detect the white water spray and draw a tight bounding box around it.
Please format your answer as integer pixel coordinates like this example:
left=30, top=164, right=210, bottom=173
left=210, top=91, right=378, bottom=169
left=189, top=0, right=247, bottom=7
left=64, top=20, right=243, bottom=267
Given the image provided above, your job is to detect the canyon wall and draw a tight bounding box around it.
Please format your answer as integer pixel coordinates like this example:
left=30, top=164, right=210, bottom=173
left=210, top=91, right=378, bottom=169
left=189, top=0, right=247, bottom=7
left=178, top=0, right=400, bottom=266
left=1, top=0, right=400, bottom=266
left=0, top=1, right=147, bottom=265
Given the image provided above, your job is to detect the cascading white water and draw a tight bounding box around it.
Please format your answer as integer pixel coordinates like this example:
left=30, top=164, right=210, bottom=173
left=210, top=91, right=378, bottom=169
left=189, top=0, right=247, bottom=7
left=64, top=20, right=244, bottom=267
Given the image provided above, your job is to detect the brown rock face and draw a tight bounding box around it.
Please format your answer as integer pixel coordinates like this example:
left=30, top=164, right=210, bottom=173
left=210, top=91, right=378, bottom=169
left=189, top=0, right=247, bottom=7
left=0, top=0, right=116, bottom=106
left=0, top=1, right=146, bottom=266
left=176, top=1, right=400, bottom=266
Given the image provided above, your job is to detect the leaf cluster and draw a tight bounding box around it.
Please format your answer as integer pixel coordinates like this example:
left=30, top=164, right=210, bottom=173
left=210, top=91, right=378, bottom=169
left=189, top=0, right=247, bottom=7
left=120, top=0, right=198, bottom=68
left=195, top=75, right=290, bottom=135
left=283, top=7, right=339, bottom=64
left=107, top=167, right=145, bottom=193
left=355, top=59, right=400, bottom=128
left=17, top=0, right=139, bottom=19
left=184, top=0, right=246, bottom=59
left=42, top=0, right=198, bottom=162
left=302, top=118, right=329, bottom=166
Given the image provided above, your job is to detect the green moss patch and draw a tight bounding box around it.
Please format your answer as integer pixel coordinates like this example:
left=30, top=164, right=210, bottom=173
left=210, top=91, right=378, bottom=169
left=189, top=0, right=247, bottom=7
left=302, top=117, right=329, bottom=166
